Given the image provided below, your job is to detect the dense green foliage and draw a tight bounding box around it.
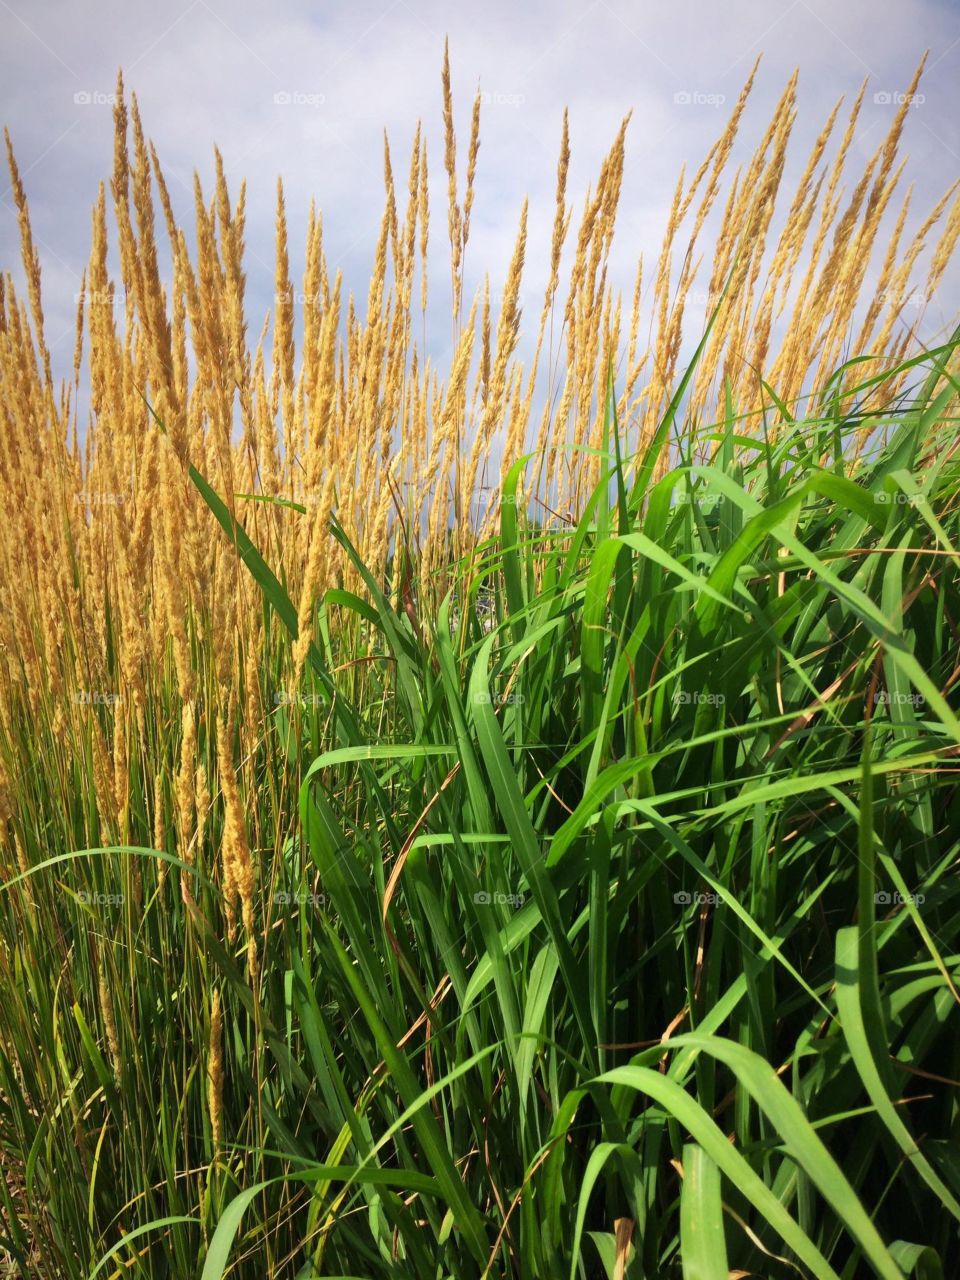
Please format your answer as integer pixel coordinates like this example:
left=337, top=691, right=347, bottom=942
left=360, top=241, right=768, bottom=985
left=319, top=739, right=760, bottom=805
left=3, top=345, right=960, bottom=1278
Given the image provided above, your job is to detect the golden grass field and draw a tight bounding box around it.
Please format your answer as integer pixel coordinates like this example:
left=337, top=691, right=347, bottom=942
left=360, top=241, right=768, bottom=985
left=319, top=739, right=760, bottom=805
left=1, top=45, right=960, bottom=1279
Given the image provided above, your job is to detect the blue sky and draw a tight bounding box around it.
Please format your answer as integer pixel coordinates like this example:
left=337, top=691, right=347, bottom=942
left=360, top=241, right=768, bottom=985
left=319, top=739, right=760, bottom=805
left=1, top=0, right=958, bottom=387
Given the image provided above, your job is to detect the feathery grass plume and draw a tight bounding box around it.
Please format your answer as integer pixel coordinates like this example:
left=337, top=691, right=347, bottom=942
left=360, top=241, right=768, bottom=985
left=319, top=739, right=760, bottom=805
left=868, top=179, right=960, bottom=387
left=175, top=699, right=197, bottom=887
left=292, top=467, right=337, bottom=681
left=382, top=132, right=400, bottom=287
left=418, top=132, right=429, bottom=317
left=770, top=80, right=868, bottom=401
left=0, top=758, right=11, bottom=834
left=530, top=111, right=572, bottom=487
left=546, top=108, right=571, bottom=317
left=441, top=39, right=463, bottom=321
left=398, top=124, right=421, bottom=316
left=153, top=770, right=168, bottom=890
left=216, top=710, right=257, bottom=977
left=195, top=760, right=211, bottom=855
left=304, top=270, right=341, bottom=500
left=216, top=152, right=255, bottom=456
left=207, top=987, right=224, bottom=1153
left=97, top=955, right=122, bottom=1083
left=489, top=200, right=528, bottom=480
left=462, top=85, right=481, bottom=269
left=4, top=129, right=52, bottom=392
left=747, top=95, right=844, bottom=387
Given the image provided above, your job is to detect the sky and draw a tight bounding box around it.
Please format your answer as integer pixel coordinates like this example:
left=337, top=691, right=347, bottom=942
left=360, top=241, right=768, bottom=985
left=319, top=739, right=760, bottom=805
left=1, top=0, right=959, bottom=389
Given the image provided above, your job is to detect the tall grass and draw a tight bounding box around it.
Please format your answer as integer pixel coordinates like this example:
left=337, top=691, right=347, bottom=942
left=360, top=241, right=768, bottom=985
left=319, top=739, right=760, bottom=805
left=1, top=49, right=960, bottom=1280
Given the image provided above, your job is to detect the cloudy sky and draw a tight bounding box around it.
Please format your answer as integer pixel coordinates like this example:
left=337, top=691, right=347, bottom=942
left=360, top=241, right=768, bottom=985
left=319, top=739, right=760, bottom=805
left=1, top=0, right=958, bottom=385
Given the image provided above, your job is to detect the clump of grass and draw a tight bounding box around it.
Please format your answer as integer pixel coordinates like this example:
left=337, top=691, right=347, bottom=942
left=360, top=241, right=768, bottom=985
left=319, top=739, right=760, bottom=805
left=1, top=48, right=960, bottom=1280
